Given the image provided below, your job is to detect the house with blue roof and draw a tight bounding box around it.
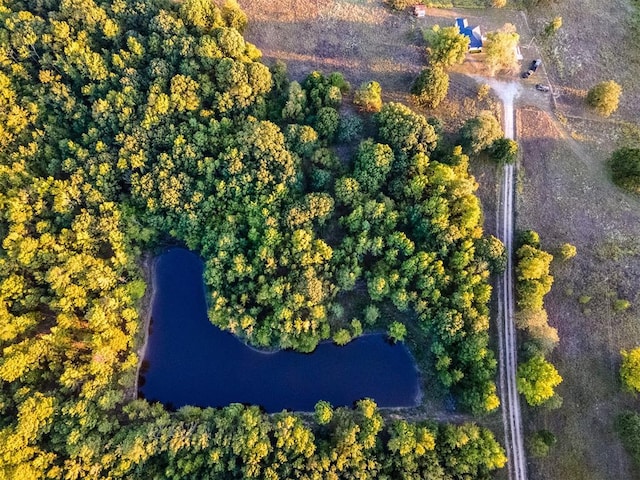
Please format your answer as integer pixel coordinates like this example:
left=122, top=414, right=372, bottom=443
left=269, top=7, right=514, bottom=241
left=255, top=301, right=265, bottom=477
left=455, top=18, right=484, bottom=53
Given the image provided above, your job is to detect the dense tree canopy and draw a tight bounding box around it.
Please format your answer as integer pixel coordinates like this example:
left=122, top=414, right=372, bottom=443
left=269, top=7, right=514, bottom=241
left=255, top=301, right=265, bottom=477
left=0, top=0, right=507, bottom=476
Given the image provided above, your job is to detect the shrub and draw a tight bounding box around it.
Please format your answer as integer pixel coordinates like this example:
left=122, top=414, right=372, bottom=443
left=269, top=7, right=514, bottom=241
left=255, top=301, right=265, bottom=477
left=477, top=83, right=491, bottom=100
left=489, top=137, right=518, bottom=164
left=558, top=243, right=577, bottom=261
left=544, top=16, right=562, bottom=36
left=610, top=147, right=640, bottom=194
left=354, top=81, right=383, bottom=113
left=518, top=229, right=540, bottom=248
left=411, top=66, right=449, bottom=109
left=364, top=305, right=380, bottom=325
left=587, top=80, right=622, bottom=117
left=621, top=347, right=640, bottom=394
left=614, top=298, right=631, bottom=312
left=616, top=411, right=640, bottom=466
left=528, top=430, right=556, bottom=458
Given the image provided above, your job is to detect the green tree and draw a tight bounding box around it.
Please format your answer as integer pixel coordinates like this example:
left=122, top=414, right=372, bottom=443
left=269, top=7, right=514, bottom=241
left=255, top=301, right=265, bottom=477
left=411, top=66, right=449, bottom=109
left=460, top=111, right=503, bottom=154
left=333, top=328, right=352, bottom=346
left=423, top=25, right=469, bottom=68
left=610, top=147, right=640, bottom=194
left=222, top=0, right=248, bottom=33
left=621, top=347, right=640, bottom=394
left=517, top=355, right=563, bottom=406
left=337, top=114, right=364, bottom=143
left=587, top=80, right=622, bottom=117
left=544, top=16, right=562, bottom=36
left=353, top=139, right=395, bottom=194
left=388, top=321, right=407, bottom=343
left=354, top=81, right=383, bottom=112
left=616, top=411, right=640, bottom=466
left=375, top=102, right=438, bottom=155
left=314, top=400, right=333, bottom=425
left=558, top=242, right=577, bottom=261
left=528, top=430, right=556, bottom=458
left=483, top=25, right=520, bottom=76
left=476, top=235, right=507, bottom=274
left=490, top=137, right=518, bottom=164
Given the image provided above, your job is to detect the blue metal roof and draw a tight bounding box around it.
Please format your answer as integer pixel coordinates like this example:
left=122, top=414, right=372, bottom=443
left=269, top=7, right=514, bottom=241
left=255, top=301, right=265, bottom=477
left=455, top=18, right=483, bottom=49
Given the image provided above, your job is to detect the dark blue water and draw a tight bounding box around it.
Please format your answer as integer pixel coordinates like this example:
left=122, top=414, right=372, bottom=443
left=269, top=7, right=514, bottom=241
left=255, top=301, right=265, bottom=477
left=140, top=248, right=421, bottom=412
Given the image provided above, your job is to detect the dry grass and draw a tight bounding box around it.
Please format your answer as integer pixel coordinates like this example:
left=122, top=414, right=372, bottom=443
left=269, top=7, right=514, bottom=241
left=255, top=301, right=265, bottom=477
left=528, top=0, right=640, bottom=120
left=516, top=107, right=640, bottom=480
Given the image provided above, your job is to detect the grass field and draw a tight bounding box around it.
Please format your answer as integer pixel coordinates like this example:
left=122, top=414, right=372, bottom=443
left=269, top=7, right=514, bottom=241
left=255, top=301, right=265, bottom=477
left=516, top=108, right=640, bottom=480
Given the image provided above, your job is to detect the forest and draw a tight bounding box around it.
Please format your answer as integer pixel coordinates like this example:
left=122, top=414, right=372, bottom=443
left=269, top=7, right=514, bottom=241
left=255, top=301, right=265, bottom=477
left=0, top=0, right=507, bottom=477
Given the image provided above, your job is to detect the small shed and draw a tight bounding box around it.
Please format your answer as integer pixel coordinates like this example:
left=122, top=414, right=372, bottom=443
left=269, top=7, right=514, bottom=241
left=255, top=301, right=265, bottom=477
left=413, top=5, right=426, bottom=17
left=455, top=18, right=484, bottom=52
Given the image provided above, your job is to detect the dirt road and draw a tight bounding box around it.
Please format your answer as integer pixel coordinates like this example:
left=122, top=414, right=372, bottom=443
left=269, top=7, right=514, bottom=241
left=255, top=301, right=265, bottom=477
left=489, top=80, right=528, bottom=480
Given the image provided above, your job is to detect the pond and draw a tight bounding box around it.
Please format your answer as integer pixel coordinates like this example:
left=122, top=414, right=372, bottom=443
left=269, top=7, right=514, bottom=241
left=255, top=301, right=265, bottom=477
left=139, top=248, right=421, bottom=413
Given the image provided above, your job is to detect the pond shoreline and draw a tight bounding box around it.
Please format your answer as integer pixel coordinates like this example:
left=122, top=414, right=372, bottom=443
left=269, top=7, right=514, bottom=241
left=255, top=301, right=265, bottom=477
left=131, top=254, right=155, bottom=400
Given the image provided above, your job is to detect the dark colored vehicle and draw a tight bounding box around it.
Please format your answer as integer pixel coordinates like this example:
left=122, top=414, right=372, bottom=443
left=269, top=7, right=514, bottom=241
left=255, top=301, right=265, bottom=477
left=535, top=84, right=550, bottom=92
left=521, top=59, right=542, bottom=78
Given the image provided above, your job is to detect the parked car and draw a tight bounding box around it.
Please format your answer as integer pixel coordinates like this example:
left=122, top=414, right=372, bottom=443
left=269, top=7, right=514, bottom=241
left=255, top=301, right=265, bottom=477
left=535, top=84, right=550, bottom=92
left=521, top=59, right=542, bottom=78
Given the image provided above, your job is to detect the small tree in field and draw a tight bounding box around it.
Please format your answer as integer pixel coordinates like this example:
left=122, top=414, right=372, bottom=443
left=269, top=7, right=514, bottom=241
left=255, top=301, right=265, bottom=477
left=587, top=80, right=622, bottom=117
left=490, top=137, right=518, bottom=164
left=354, top=81, right=383, bottom=112
left=517, top=355, right=563, bottom=406
left=411, top=66, right=449, bottom=109
left=484, top=25, right=520, bottom=76
left=544, top=16, right=562, bottom=36
left=423, top=25, right=469, bottom=68
left=610, top=147, right=640, bottom=194
left=460, top=111, right=503, bottom=154
left=621, top=347, right=640, bottom=394
left=559, top=243, right=577, bottom=261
